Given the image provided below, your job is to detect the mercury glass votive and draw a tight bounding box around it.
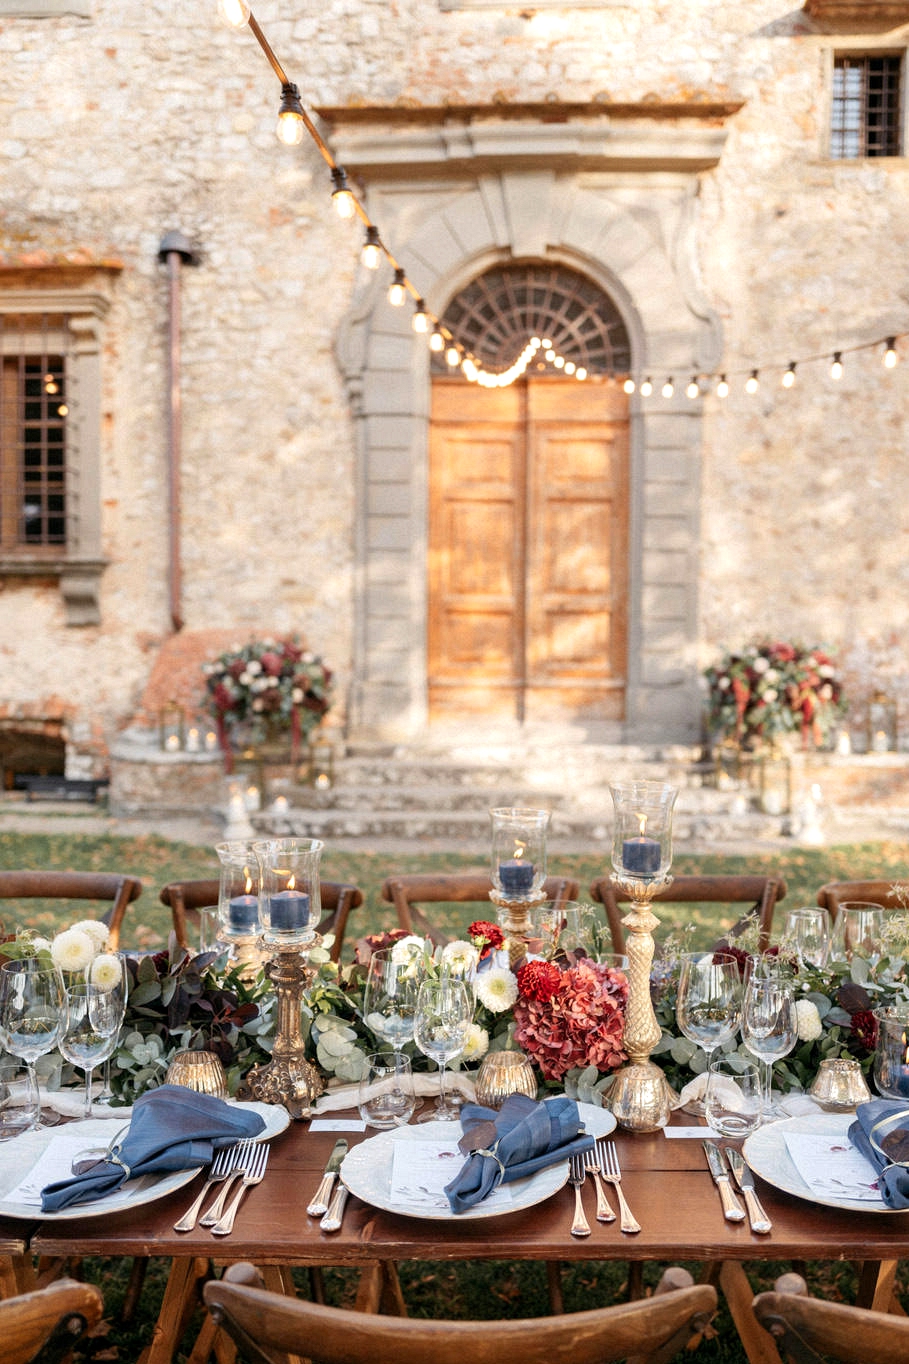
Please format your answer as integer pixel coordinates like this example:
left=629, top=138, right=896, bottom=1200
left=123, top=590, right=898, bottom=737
left=490, top=807, right=549, bottom=902
left=255, top=837, right=323, bottom=946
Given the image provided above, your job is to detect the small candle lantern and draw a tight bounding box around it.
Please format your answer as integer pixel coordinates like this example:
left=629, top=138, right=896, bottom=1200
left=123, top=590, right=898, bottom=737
left=216, top=839, right=261, bottom=940
left=310, top=738, right=335, bottom=789
left=255, top=836, right=322, bottom=946
left=159, top=701, right=185, bottom=752
left=868, top=691, right=898, bottom=753
left=490, top=807, right=549, bottom=903
left=759, top=751, right=791, bottom=815
left=873, top=1006, right=909, bottom=1099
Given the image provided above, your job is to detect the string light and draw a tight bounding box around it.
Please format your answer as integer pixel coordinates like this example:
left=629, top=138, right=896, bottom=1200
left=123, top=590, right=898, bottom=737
left=884, top=337, right=899, bottom=368
left=429, top=326, right=445, bottom=353
left=276, top=83, right=305, bottom=145
left=686, top=377, right=700, bottom=399
left=623, top=377, right=635, bottom=394
left=745, top=369, right=759, bottom=394
left=445, top=344, right=460, bottom=368
left=716, top=374, right=729, bottom=397
left=387, top=268, right=407, bottom=307
left=661, top=377, right=674, bottom=398
left=330, top=167, right=355, bottom=220
left=830, top=351, right=843, bottom=380
left=412, top=299, right=429, bottom=334
left=640, top=377, right=653, bottom=396
left=782, top=361, right=797, bottom=388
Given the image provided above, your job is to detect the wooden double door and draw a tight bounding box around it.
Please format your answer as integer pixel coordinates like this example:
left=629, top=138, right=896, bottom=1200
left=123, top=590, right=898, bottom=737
left=428, top=377, right=629, bottom=724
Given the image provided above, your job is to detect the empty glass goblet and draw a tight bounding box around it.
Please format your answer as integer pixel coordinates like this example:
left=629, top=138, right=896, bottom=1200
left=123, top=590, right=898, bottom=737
left=781, top=907, right=831, bottom=970
left=741, top=971, right=797, bottom=1120
left=840, top=903, right=885, bottom=970
left=362, top=945, right=424, bottom=1053
left=413, top=976, right=472, bottom=1122
left=59, top=977, right=128, bottom=1120
left=675, top=951, right=744, bottom=1115
left=0, top=959, right=65, bottom=1129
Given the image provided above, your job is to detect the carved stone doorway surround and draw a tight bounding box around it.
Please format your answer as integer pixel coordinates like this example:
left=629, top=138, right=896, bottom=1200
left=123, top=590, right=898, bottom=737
left=326, top=101, right=737, bottom=744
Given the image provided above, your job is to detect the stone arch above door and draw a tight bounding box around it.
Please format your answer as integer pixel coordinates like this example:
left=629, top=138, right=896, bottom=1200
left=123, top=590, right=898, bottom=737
left=329, top=108, right=729, bottom=743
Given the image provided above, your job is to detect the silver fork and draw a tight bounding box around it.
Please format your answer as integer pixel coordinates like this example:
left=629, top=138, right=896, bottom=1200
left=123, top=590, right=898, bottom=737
left=584, top=1145, right=615, bottom=1223
left=211, top=1142, right=269, bottom=1236
left=173, top=1142, right=243, bottom=1233
left=599, top=1139, right=640, bottom=1235
left=567, top=1153, right=591, bottom=1238
left=198, top=1139, right=257, bottom=1228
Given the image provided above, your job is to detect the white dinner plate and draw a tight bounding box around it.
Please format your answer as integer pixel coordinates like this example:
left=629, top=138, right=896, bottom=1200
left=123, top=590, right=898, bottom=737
left=0, top=1100, right=289, bottom=1221
left=339, top=1100, right=615, bottom=1222
left=743, top=1111, right=904, bottom=1214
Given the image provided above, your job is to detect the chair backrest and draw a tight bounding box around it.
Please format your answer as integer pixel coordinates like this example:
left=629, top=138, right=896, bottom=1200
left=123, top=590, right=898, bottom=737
left=205, top=1262, right=716, bottom=1364
left=159, top=878, right=363, bottom=963
left=815, top=880, right=901, bottom=924
left=380, top=871, right=581, bottom=948
left=0, top=870, right=143, bottom=952
left=588, top=873, right=787, bottom=954
left=752, top=1272, right=909, bottom=1363
left=0, top=1276, right=103, bottom=1364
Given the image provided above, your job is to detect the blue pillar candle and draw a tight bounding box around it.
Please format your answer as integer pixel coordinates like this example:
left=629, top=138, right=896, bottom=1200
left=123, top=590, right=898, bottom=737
left=269, top=889, right=311, bottom=932
left=499, top=859, right=535, bottom=895
left=621, top=836, right=661, bottom=876
left=228, top=894, right=259, bottom=933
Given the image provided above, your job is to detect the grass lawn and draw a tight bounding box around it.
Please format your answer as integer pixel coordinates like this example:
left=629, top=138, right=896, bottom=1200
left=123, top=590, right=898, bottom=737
left=1, top=830, right=907, bottom=1361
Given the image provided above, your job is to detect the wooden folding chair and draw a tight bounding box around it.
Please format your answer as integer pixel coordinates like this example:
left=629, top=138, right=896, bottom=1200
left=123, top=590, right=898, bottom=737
left=588, top=873, right=787, bottom=955
left=753, top=1270, right=909, bottom=1363
left=160, top=878, right=363, bottom=963
left=204, top=1261, right=716, bottom=1364
left=380, top=871, right=580, bottom=949
left=0, top=870, right=143, bottom=952
left=816, top=879, right=902, bottom=925
left=0, top=1276, right=103, bottom=1364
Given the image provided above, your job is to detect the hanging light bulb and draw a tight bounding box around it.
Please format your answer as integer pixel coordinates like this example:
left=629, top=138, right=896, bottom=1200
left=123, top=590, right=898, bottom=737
left=883, top=337, right=899, bottom=369
left=446, top=344, right=460, bottom=367
left=661, top=377, right=674, bottom=398
left=716, top=374, right=729, bottom=398
left=623, top=377, right=635, bottom=394
left=276, top=83, right=305, bottom=146
left=330, top=167, right=356, bottom=220
left=782, top=361, right=797, bottom=389
left=640, top=376, right=653, bottom=397
left=387, top=268, right=407, bottom=307
left=429, top=327, right=445, bottom=353
left=830, top=351, right=843, bottom=380
left=361, top=226, right=382, bottom=270
left=564, top=361, right=576, bottom=375
left=745, top=369, right=759, bottom=394
left=575, top=367, right=588, bottom=381
left=686, top=376, right=700, bottom=399
left=412, top=299, right=429, bottom=334
left=462, top=356, right=478, bottom=381
left=217, top=0, right=250, bottom=27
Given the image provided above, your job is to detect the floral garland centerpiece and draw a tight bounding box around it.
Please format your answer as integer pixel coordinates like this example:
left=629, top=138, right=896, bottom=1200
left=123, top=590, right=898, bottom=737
left=202, top=634, right=333, bottom=770
left=704, top=640, right=847, bottom=752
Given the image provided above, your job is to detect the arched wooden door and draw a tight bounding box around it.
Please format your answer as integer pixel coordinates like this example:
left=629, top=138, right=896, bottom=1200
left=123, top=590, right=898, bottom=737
left=428, top=376, right=629, bottom=724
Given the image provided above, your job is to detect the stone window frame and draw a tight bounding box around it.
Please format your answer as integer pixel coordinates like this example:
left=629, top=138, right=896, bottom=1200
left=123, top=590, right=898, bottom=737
left=0, top=270, right=117, bottom=626
left=820, top=35, right=909, bottom=159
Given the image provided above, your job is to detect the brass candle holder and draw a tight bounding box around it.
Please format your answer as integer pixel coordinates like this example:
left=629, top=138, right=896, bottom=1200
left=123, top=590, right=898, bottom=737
left=246, top=934, right=324, bottom=1119
left=489, top=888, right=547, bottom=969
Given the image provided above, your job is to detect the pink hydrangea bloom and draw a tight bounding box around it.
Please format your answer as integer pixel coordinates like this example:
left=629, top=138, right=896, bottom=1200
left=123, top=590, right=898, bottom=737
left=513, top=959, right=628, bottom=1082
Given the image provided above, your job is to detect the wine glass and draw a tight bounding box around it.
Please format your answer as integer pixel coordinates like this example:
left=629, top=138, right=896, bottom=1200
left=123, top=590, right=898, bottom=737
left=781, top=907, right=831, bottom=970
left=840, top=903, right=885, bottom=970
left=413, top=976, right=472, bottom=1122
left=362, top=946, right=424, bottom=1053
left=675, top=951, right=744, bottom=1115
left=59, top=976, right=128, bottom=1120
left=0, top=959, right=65, bottom=1128
left=741, top=969, right=797, bottom=1120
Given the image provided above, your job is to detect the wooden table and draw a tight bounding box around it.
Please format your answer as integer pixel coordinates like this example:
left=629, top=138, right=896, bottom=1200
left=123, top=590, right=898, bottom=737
left=26, top=1115, right=909, bottom=1364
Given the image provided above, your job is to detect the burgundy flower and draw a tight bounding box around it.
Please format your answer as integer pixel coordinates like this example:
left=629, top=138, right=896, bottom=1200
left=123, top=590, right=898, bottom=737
left=850, top=1009, right=879, bottom=1051
left=468, top=920, right=505, bottom=958
left=517, top=959, right=562, bottom=1003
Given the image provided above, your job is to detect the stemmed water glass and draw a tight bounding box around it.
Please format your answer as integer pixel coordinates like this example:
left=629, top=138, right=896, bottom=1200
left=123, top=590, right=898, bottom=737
left=781, top=907, right=831, bottom=970
left=0, top=959, right=65, bottom=1129
left=675, top=951, right=744, bottom=1115
left=840, top=903, right=886, bottom=971
left=413, top=976, right=472, bottom=1122
left=362, top=945, right=424, bottom=1053
left=741, top=964, right=797, bottom=1120
left=59, top=967, right=128, bottom=1120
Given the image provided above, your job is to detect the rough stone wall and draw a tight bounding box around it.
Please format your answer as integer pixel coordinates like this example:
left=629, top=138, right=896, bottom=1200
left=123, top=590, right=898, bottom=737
left=0, top=1, right=907, bottom=765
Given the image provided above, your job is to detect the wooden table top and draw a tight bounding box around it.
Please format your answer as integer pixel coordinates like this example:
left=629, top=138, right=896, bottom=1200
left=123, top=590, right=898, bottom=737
left=26, top=1112, right=909, bottom=1268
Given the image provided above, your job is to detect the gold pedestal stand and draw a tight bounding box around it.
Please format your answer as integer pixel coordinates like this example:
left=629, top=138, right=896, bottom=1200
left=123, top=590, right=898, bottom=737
left=247, top=934, right=324, bottom=1120
left=489, top=889, right=546, bottom=969
left=608, top=873, right=678, bottom=1132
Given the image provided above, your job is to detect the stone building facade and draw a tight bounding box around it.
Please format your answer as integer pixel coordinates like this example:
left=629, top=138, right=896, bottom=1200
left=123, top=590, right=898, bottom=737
left=1, top=0, right=908, bottom=790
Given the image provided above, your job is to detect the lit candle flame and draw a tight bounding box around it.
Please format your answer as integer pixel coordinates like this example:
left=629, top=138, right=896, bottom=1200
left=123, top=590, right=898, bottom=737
left=513, top=841, right=525, bottom=861
left=636, top=812, right=648, bottom=837
left=286, top=874, right=296, bottom=891
left=243, top=868, right=253, bottom=895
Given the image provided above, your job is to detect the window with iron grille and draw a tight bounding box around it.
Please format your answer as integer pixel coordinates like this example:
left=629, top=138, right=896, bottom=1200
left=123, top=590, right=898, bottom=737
left=831, top=54, right=902, bottom=158
left=0, top=322, right=69, bottom=555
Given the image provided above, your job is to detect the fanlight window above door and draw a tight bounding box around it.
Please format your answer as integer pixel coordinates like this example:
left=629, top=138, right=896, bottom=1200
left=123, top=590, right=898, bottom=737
left=432, top=264, right=631, bottom=378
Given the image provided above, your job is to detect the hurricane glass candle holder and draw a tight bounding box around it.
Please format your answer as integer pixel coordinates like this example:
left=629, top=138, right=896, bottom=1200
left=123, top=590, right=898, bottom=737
left=489, top=806, right=550, bottom=966
left=255, top=836, right=322, bottom=947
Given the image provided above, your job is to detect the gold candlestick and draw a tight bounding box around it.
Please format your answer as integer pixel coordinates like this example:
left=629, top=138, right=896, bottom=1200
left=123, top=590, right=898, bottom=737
left=246, top=935, right=324, bottom=1119
left=489, top=889, right=547, bottom=969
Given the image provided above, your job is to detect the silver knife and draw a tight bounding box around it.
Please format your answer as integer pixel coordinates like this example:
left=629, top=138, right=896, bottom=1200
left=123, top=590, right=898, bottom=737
left=703, top=1141, right=746, bottom=1223
left=724, top=1147, right=772, bottom=1234
left=321, top=1180, right=349, bottom=1233
left=307, top=1139, right=348, bottom=1217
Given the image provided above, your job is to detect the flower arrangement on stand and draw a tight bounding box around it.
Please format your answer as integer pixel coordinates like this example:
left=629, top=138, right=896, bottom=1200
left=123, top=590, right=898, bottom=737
left=202, top=634, right=333, bottom=771
left=704, top=640, right=847, bottom=752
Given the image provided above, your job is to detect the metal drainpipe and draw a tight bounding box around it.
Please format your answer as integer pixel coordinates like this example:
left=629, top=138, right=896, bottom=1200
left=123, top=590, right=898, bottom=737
left=157, top=230, right=197, bottom=633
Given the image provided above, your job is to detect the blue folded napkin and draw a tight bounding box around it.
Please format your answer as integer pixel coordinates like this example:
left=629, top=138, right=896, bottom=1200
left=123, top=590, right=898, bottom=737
left=444, top=1093, right=594, bottom=1214
left=41, top=1084, right=266, bottom=1212
left=848, top=1098, right=909, bottom=1209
